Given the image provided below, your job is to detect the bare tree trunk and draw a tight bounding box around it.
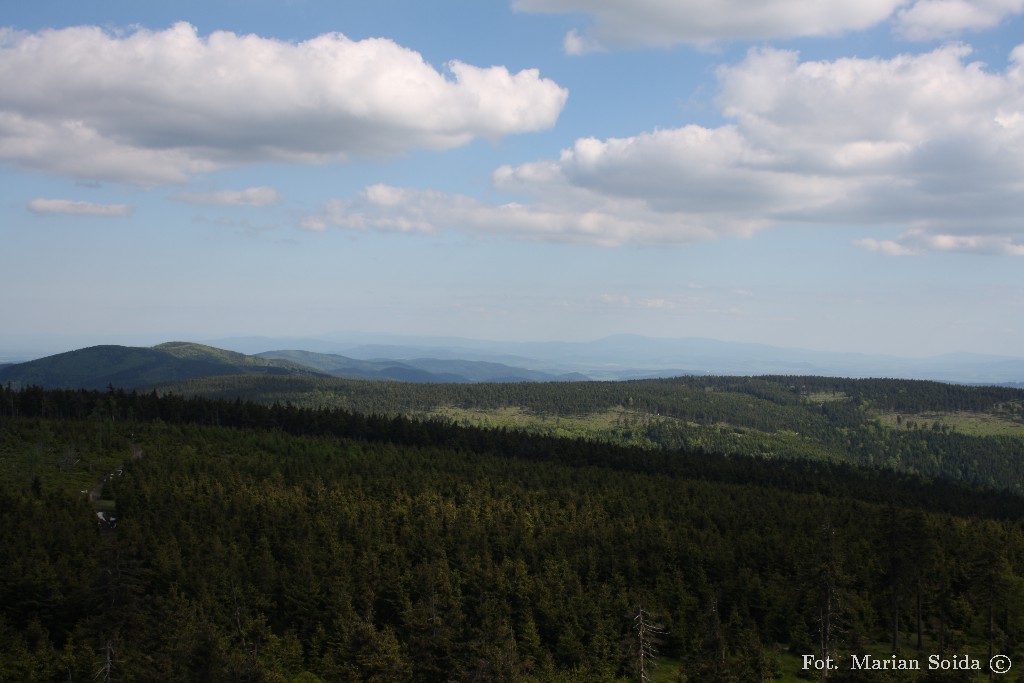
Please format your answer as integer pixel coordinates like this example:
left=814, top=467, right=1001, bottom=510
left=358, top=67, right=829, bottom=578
left=634, top=605, right=666, bottom=683
left=892, top=594, right=899, bottom=653
left=95, top=641, right=114, bottom=683
left=916, top=582, right=922, bottom=650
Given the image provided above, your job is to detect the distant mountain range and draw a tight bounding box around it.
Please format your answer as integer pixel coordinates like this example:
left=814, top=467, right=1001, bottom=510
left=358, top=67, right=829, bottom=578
left=254, top=349, right=587, bottom=383
left=1, top=335, right=1023, bottom=390
left=208, top=333, right=1024, bottom=385
left=0, top=341, right=588, bottom=390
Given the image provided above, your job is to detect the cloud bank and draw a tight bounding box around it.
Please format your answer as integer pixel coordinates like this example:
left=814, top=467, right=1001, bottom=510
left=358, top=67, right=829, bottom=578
left=514, top=0, right=1024, bottom=51
left=28, top=198, right=133, bottom=216
left=301, top=183, right=718, bottom=246
left=308, top=44, right=1024, bottom=253
left=0, top=23, right=568, bottom=184
left=172, top=186, right=284, bottom=206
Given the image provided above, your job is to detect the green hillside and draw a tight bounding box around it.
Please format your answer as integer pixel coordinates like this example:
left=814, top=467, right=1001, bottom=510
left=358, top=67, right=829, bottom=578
left=0, top=342, right=327, bottom=390
left=256, top=349, right=470, bottom=382
left=154, top=373, right=1024, bottom=494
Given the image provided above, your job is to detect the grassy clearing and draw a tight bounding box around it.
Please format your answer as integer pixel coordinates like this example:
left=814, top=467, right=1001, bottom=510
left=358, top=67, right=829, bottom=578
left=805, top=391, right=849, bottom=403
left=423, top=406, right=841, bottom=462
left=426, top=405, right=633, bottom=428
left=876, top=410, right=1024, bottom=437
left=424, top=405, right=660, bottom=443
left=648, top=657, right=685, bottom=682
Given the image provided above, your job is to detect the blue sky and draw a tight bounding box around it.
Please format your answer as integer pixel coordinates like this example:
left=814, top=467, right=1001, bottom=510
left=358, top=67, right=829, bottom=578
left=2, top=0, right=1023, bottom=358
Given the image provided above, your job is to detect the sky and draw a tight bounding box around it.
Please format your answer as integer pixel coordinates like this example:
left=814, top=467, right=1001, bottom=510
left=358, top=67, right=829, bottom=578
left=2, top=0, right=1024, bottom=359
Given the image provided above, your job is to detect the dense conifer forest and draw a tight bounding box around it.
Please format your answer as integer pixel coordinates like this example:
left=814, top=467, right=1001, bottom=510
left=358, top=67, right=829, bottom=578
left=156, top=374, right=1024, bottom=494
left=2, top=383, right=1024, bottom=681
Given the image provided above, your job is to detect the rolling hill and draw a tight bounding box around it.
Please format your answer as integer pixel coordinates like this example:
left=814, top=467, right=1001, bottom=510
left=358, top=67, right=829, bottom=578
left=256, top=349, right=588, bottom=383
left=0, top=341, right=329, bottom=390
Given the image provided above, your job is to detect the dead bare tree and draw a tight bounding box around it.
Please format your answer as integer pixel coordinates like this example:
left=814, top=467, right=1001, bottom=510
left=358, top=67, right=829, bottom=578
left=633, top=605, right=667, bottom=683
left=94, top=641, right=114, bottom=683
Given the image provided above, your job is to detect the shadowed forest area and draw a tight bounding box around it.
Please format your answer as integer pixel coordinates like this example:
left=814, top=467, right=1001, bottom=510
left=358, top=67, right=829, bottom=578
left=2, top=381, right=1024, bottom=681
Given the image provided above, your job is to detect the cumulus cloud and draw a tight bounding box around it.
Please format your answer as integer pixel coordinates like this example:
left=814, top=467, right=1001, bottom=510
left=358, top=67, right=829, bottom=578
left=897, top=0, right=1024, bottom=39
left=713, top=44, right=1024, bottom=252
left=308, top=44, right=1024, bottom=253
left=28, top=198, right=133, bottom=216
left=513, top=0, right=1024, bottom=50
left=0, top=23, right=567, bottom=184
left=172, top=186, right=284, bottom=206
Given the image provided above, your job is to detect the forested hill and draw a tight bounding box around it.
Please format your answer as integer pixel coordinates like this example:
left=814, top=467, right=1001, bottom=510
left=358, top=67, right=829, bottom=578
left=2, top=386, right=1024, bottom=681
left=0, top=341, right=328, bottom=390
left=154, top=373, right=1024, bottom=495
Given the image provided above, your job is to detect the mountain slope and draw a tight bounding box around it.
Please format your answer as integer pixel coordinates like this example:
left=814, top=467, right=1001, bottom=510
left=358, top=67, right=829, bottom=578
left=256, top=349, right=586, bottom=383
left=0, top=342, right=328, bottom=390
left=254, top=349, right=461, bottom=382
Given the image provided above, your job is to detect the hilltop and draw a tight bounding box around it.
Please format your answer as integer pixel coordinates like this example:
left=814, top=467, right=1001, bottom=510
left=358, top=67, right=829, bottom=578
left=0, top=341, right=328, bottom=390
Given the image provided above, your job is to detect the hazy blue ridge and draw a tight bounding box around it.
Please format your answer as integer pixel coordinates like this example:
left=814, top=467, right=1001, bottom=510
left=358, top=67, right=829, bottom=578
left=225, top=333, right=1024, bottom=384
left=255, top=349, right=586, bottom=383
left=4, top=335, right=1024, bottom=389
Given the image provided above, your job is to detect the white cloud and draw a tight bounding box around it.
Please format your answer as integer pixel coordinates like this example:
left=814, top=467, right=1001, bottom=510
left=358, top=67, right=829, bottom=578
left=855, top=238, right=917, bottom=255
left=513, top=0, right=1024, bottom=50
left=714, top=44, right=1017, bottom=168
left=309, top=44, right=1024, bottom=253
left=172, top=186, right=284, bottom=206
left=712, top=44, right=1024, bottom=250
left=302, top=183, right=719, bottom=246
left=563, top=29, right=602, bottom=56
left=514, top=0, right=901, bottom=50
left=28, top=198, right=133, bottom=216
left=550, top=44, right=1024, bottom=251
left=897, top=0, right=1024, bottom=39
left=859, top=229, right=1024, bottom=254
left=0, top=23, right=567, bottom=184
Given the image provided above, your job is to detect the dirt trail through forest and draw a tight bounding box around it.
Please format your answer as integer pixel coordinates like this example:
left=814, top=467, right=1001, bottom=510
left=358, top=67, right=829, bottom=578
left=88, top=443, right=142, bottom=524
